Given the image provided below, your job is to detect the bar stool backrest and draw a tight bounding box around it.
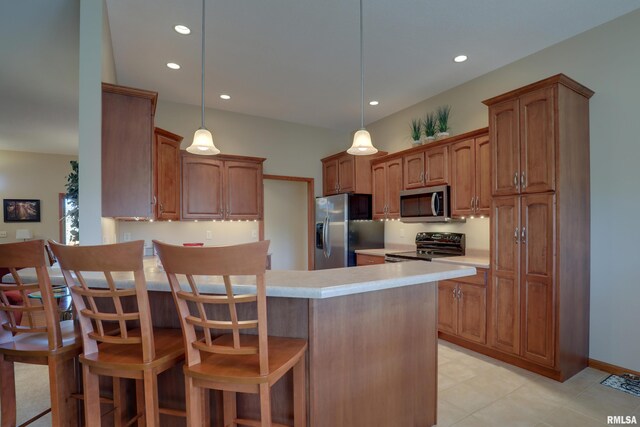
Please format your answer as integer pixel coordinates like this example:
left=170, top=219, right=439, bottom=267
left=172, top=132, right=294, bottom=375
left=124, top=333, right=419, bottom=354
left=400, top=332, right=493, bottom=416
left=0, top=240, right=62, bottom=349
left=49, top=240, right=155, bottom=362
left=153, top=240, right=270, bottom=375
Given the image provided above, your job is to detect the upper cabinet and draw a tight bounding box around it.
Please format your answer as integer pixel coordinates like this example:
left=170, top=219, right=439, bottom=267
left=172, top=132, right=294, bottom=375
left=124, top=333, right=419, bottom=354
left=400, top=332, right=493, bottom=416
left=403, top=145, right=448, bottom=189
left=489, top=86, right=556, bottom=196
left=450, top=132, right=490, bottom=217
left=182, top=153, right=265, bottom=221
left=102, top=83, right=157, bottom=218
left=154, top=127, right=183, bottom=221
left=371, top=157, right=403, bottom=220
left=321, top=151, right=386, bottom=196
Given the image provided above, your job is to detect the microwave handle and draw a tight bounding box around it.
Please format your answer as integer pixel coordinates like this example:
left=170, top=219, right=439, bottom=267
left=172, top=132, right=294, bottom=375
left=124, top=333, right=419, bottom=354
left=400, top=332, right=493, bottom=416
left=431, top=194, right=438, bottom=216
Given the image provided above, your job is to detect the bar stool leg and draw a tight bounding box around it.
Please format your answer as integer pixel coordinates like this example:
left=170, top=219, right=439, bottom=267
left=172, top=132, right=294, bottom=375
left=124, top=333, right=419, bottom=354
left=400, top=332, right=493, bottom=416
left=258, top=384, right=271, bottom=427
left=135, top=379, right=145, bottom=426
left=185, top=376, right=206, bottom=427
left=223, top=391, right=236, bottom=427
left=0, top=355, right=16, bottom=427
left=48, top=355, right=78, bottom=427
left=82, top=364, right=101, bottom=427
left=143, top=369, right=160, bottom=426
left=293, top=357, right=306, bottom=427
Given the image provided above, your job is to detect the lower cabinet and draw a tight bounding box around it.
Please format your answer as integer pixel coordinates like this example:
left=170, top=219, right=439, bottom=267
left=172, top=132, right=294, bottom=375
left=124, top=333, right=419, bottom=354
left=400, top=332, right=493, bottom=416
left=356, top=254, right=385, bottom=266
left=438, top=269, right=488, bottom=345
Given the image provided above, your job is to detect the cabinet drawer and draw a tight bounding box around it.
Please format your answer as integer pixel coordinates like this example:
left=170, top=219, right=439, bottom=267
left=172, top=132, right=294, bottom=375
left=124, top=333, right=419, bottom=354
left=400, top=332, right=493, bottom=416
left=454, top=268, right=488, bottom=286
left=356, top=254, right=385, bottom=266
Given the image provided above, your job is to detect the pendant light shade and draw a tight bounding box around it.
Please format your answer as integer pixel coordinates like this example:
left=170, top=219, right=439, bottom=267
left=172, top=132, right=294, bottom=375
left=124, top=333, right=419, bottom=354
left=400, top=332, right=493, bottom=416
left=186, top=0, right=220, bottom=156
left=347, top=0, right=377, bottom=156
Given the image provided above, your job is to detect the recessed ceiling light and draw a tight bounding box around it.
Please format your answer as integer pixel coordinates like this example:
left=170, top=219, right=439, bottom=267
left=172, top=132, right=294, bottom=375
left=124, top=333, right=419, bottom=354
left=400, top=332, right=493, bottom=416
left=454, top=55, right=468, bottom=63
left=369, top=100, right=379, bottom=106
left=166, top=62, right=181, bottom=70
left=174, top=25, right=191, bottom=35
left=220, top=94, right=231, bottom=100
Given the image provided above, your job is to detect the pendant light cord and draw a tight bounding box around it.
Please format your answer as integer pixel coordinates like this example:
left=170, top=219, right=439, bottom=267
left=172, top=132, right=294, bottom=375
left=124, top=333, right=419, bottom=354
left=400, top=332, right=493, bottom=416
left=359, top=0, right=364, bottom=129
left=201, top=0, right=206, bottom=128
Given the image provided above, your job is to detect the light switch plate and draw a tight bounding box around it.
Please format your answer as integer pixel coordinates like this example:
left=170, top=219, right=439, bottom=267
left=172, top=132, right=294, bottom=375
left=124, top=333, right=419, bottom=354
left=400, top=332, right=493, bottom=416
left=400, top=228, right=405, bottom=238
left=0, top=231, right=7, bottom=238
left=251, top=229, right=257, bottom=239
left=206, top=230, right=213, bottom=240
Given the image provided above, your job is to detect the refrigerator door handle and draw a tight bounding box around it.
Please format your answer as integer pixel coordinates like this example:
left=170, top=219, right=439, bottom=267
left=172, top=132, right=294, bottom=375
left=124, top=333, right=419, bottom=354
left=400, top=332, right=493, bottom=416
left=324, top=216, right=332, bottom=258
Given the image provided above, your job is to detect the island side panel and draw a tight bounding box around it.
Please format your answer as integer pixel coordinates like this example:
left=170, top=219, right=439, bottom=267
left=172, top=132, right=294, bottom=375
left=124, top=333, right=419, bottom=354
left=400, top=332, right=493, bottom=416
left=309, top=282, right=438, bottom=427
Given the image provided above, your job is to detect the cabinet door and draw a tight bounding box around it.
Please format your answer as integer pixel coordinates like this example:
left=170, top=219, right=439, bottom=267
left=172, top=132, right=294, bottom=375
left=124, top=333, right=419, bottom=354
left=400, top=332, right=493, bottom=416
left=403, top=152, right=425, bottom=189
left=322, top=159, right=339, bottom=196
left=450, top=139, right=475, bottom=217
left=181, top=156, right=224, bottom=220
left=225, top=161, right=263, bottom=220
left=154, top=129, right=182, bottom=220
left=474, top=135, right=491, bottom=216
left=102, top=90, right=154, bottom=217
left=520, top=87, right=556, bottom=194
left=424, top=146, right=449, bottom=186
left=490, top=99, right=520, bottom=196
left=520, top=193, right=555, bottom=367
left=386, top=159, right=403, bottom=219
left=438, top=281, right=458, bottom=335
left=458, top=283, right=487, bottom=344
left=489, top=196, right=520, bottom=355
left=371, top=162, right=387, bottom=220
left=337, top=155, right=355, bottom=193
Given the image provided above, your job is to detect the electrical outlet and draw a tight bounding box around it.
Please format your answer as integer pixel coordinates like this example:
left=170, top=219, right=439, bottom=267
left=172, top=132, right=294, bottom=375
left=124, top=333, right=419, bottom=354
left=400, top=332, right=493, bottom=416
left=399, top=228, right=405, bottom=238
left=123, top=232, right=132, bottom=242
left=251, top=229, right=257, bottom=239
left=0, top=231, right=7, bottom=238
left=206, top=230, right=213, bottom=240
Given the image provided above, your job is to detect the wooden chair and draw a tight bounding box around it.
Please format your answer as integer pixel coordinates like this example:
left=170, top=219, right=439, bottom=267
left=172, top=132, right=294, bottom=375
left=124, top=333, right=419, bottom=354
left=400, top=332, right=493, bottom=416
left=0, top=240, right=81, bottom=427
left=49, top=240, right=185, bottom=426
left=153, top=240, right=307, bottom=427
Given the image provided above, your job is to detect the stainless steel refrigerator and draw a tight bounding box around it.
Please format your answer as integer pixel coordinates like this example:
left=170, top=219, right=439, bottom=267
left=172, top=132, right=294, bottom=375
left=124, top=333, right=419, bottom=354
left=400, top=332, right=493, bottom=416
left=315, top=193, right=384, bottom=269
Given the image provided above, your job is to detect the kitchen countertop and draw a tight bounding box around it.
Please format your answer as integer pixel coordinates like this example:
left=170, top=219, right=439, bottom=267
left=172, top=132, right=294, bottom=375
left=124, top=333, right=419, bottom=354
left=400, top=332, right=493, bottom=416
left=355, top=244, right=415, bottom=257
left=16, top=258, right=475, bottom=300
left=355, top=247, right=490, bottom=269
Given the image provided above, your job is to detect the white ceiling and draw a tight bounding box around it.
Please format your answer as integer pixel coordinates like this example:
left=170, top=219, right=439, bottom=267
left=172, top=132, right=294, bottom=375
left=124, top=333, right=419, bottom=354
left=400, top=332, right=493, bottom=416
left=2, top=0, right=640, bottom=154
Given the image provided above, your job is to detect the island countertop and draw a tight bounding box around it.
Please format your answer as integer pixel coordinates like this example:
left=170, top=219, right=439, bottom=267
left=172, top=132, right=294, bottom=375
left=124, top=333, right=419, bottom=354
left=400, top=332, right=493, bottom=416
left=32, top=258, right=476, bottom=300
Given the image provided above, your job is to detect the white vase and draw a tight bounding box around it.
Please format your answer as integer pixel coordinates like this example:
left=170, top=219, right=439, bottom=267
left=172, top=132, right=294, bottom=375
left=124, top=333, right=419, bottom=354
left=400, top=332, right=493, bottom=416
left=411, top=139, right=422, bottom=147
left=436, top=132, right=449, bottom=139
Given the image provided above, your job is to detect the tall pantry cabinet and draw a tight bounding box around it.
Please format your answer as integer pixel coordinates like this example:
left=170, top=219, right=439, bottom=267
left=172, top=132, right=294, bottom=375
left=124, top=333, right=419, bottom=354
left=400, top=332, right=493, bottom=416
left=483, top=74, right=593, bottom=381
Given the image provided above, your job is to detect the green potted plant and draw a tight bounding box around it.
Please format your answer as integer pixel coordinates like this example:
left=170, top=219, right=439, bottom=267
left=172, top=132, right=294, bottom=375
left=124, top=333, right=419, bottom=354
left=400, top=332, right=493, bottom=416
left=65, top=160, right=79, bottom=244
left=436, top=105, right=451, bottom=138
left=423, top=112, right=437, bottom=142
left=410, top=118, right=422, bottom=146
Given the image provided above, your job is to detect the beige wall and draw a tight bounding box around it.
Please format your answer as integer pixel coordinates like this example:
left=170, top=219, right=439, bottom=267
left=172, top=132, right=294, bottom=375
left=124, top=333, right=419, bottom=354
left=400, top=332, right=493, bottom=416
left=369, top=10, right=640, bottom=371
left=0, top=150, right=76, bottom=243
left=385, top=219, right=489, bottom=252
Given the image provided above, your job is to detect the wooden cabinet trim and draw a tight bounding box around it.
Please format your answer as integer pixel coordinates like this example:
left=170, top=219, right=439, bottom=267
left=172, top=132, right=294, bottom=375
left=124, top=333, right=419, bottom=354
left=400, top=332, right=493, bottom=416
left=482, top=74, right=594, bottom=107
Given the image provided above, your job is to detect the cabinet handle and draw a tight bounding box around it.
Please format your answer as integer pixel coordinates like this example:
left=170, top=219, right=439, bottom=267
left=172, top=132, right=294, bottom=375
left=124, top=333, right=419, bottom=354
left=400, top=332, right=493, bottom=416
left=159, top=203, right=164, bottom=214
left=521, top=227, right=526, bottom=244
left=452, top=288, right=458, bottom=299
left=514, top=172, right=519, bottom=190
left=514, top=227, right=519, bottom=244
left=521, top=172, right=526, bottom=189
left=470, top=197, right=475, bottom=212
left=425, top=170, right=429, bottom=182
left=152, top=196, right=157, bottom=206
left=419, top=171, right=424, bottom=183
left=457, top=288, right=463, bottom=299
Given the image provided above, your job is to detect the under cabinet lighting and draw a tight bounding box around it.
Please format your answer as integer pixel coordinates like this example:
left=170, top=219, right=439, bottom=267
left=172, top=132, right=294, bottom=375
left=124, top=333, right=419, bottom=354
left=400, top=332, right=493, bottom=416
left=453, top=55, right=468, bottom=63
left=369, top=100, right=379, bottom=106
left=174, top=25, right=191, bottom=35
left=167, top=62, right=181, bottom=70
left=220, top=94, right=231, bottom=100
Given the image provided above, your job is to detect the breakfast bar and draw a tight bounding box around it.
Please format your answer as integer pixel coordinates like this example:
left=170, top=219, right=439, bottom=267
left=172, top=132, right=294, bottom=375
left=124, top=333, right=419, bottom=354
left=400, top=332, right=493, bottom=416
left=42, top=260, right=476, bottom=427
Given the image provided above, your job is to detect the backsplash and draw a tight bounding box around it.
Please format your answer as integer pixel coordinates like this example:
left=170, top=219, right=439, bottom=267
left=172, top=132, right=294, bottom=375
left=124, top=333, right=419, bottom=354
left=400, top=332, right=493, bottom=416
left=116, top=220, right=259, bottom=253
left=384, top=218, right=490, bottom=250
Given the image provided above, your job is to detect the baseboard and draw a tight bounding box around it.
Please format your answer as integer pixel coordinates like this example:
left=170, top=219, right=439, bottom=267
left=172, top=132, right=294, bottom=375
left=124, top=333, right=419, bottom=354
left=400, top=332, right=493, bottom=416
left=589, top=358, right=640, bottom=377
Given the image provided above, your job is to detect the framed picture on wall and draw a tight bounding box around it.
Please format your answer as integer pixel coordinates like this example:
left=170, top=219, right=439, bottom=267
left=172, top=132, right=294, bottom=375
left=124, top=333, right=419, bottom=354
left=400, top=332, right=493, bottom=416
left=3, top=199, right=41, bottom=222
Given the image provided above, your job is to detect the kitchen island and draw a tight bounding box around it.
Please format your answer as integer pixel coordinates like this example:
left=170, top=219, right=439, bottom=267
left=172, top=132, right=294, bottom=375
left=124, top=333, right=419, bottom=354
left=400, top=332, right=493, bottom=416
left=41, top=260, right=476, bottom=427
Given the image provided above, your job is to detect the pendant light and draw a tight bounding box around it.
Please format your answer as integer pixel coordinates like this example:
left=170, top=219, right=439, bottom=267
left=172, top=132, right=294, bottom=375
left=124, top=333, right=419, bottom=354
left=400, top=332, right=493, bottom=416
left=347, top=0, right=378, bottom=156
left=187, top=0, right=220, bottom=155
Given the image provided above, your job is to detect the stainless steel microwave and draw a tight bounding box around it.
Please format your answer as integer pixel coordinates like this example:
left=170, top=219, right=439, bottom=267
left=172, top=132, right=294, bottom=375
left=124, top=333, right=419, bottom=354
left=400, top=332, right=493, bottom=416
left=399, top=185, right=457, bottom=223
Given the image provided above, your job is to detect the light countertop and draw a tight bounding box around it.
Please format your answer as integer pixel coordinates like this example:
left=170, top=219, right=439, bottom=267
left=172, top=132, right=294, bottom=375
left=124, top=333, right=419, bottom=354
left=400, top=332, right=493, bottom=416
left=355, top=248, right=490, bottom=269
left=18, top=259, right=476, bottom=300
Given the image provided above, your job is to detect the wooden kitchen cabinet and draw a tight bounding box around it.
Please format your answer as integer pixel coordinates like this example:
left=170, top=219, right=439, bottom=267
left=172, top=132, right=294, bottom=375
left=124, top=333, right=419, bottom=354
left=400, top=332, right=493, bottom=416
left=403, top=145, right=449, bottom=190
left=182, top=153, right=265, bottom=221
left=438, top=268, right=488, bottom=345
left=102, top=83, right=157, bottom=218
left=489, top=86, right=556, bottom=196
left=321, top=151, right=386, bottom=196
left=356, top=254, right=385, bottom=266
left=371, top=157, right=402, bottom=220
left=450, top=132, right=490, bottom=217
left=484, top=74, right=593, bottom=381
left=153, top=127, right=182, bottom=221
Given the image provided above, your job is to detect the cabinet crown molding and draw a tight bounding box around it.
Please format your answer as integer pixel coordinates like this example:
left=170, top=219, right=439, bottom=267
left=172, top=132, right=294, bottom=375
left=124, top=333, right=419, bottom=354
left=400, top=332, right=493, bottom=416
left=482, top=73, right=594, bottom=106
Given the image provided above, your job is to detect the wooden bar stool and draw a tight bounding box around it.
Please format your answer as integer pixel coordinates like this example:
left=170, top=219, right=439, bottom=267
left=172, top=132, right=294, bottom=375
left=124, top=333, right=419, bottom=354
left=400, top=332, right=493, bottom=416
left=0, top=240, right=81, bottom=427
left=49, top=240, right=185, bottom=426
left=154, top=240, right=307, bottom=427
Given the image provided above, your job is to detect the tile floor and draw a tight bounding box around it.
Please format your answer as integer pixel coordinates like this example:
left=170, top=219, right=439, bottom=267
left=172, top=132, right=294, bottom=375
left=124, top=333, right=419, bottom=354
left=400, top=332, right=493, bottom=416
left=10, top=340, right=640, bottom=426
left=437, top=340, right=640, bottom=426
